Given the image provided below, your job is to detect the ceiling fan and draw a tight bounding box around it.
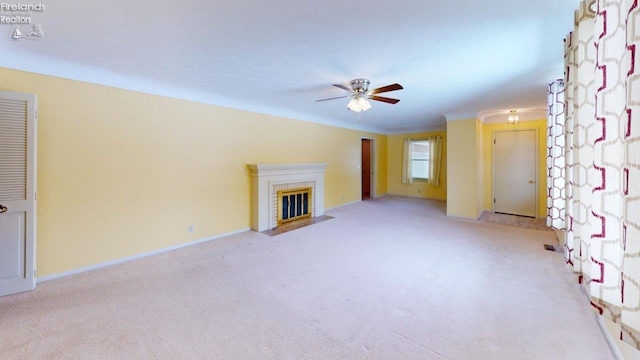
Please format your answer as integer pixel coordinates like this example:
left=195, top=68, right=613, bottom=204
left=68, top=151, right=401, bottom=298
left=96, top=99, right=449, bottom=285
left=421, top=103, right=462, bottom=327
left=316, top=79, right=403, bottom=112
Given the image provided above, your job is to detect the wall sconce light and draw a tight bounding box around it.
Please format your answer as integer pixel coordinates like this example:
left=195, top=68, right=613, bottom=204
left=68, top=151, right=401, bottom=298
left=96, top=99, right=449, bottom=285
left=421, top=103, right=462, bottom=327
left=507, top=110, right=519, bottom=125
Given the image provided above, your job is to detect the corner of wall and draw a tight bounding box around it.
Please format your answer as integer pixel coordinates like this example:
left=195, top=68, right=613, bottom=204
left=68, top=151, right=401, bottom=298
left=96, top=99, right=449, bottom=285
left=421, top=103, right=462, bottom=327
left=445, top=118, right=480, bottom=219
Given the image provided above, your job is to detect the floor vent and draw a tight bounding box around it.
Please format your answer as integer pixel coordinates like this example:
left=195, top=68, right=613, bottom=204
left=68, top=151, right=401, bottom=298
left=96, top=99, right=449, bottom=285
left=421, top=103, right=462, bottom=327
left=543, top=244, right=555, bottom=251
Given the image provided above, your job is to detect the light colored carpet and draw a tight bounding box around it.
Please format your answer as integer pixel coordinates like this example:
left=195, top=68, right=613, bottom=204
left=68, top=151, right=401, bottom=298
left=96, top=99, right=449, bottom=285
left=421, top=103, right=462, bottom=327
left=0, top=196, right=614, bottom=359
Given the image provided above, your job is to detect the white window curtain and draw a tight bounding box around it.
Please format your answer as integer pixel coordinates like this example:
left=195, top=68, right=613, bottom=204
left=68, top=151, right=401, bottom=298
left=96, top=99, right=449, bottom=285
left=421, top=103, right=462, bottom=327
left=427, top=136, right=443, bottom=187
left=402, top=136, right=443, bottom=186
left=555, top=0, right=640, bottom=350
left=401, top=138, right=413, bottom=184
left=546, top=79, right=566, bottom=230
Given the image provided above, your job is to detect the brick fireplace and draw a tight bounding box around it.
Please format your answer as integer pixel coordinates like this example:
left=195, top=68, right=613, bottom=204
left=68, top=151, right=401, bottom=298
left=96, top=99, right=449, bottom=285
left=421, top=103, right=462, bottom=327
left=248, top=163, right=327, bottom=232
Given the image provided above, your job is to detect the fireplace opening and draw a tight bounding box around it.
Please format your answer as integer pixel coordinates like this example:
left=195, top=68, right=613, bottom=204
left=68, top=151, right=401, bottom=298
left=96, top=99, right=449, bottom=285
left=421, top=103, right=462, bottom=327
left=277, top=187, right=312, bottom=226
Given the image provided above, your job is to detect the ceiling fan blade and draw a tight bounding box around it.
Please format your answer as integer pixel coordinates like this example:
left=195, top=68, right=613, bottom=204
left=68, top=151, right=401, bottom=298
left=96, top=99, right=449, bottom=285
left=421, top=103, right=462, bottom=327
left=370, top=95, right=400, bottom=104
left=333, top=84, right=353, bottom=92
left=370, top=83, right=403, bottom=95
left=315, top=95, right=350, bottom=102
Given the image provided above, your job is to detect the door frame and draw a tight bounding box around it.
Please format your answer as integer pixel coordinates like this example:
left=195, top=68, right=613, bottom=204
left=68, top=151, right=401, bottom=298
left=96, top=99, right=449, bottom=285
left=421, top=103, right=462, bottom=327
left=361, top=137, right=376, bottom=199
left=491, top=128, right=538, bottom=217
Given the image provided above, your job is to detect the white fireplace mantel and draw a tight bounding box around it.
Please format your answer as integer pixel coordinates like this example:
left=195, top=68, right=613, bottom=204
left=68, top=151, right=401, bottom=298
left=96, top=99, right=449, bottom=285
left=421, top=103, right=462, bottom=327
left=248, top=163, right=327, bottom=232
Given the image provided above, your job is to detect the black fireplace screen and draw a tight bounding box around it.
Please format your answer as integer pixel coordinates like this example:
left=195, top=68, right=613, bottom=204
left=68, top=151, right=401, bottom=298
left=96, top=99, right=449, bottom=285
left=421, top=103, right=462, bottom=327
left=278, top=187, right=312, bottom=225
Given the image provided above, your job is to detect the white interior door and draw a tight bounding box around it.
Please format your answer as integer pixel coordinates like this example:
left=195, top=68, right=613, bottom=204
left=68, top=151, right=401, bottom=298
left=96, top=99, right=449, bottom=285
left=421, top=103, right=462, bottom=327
left=0, top=90, right=37, bottom=297
left=493, top=129, right=537, bottom=217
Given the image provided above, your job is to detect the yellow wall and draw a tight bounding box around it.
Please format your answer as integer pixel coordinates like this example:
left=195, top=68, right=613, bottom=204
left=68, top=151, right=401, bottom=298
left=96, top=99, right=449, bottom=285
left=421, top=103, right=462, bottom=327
left=476, top=120, right=484, bottom=216
left=446, top=119, right=481, bottom=219
left=0, top=67, right=387, bottom=277
left=386, top=131, right=447, bottom=200
left=481, top=120, right=547, bottom=218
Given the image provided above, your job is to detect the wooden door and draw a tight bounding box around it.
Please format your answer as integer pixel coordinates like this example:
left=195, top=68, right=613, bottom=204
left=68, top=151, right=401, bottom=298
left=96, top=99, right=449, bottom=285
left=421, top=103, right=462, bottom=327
left=361, top=139, right=371, bottom=199
left=0, top=90, right=37, bottom=297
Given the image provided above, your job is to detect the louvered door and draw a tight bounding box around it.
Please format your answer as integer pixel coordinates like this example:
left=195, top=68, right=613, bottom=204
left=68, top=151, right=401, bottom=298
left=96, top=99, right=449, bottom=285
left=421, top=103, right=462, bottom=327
left=0, top=91, right=37, bottom=297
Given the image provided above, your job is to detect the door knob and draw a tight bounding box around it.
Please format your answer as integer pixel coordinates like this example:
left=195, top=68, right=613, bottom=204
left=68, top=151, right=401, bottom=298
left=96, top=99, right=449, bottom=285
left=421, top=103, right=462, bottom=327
left=528, top=180, right=535, bottom=184
left=0, top=204, right=7, bottom=213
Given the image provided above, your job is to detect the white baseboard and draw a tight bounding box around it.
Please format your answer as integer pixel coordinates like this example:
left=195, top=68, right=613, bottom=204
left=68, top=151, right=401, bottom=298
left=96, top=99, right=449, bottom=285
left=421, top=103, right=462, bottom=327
left=36, top=227, right=251, bottom=283
left=385, top=193, right=446, bottom=202
left=577, top=282, right=624, bottom=360
left=596, top=315, right=624, bottom=360
left=447, top=214, right=479, bottom=221
left=325, top=200, right=362, bottom=211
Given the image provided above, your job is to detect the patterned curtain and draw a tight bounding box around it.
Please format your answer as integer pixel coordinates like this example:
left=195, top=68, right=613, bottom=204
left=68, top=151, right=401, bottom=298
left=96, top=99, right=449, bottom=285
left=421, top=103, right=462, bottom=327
left=546, top=80, right=566, bottom=229
left=563, top=31, right=577, bottom=261
left=621, top=0, right=640, bottom=345
left=566, top=2, right=597, bottom=286
left=557, top=0, right=640, bottom=350
left=591, top=0, right=639, bottom=347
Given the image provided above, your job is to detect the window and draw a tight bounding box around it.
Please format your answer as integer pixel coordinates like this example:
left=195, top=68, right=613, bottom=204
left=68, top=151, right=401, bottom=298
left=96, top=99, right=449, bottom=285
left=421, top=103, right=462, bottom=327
left=411, top=140, right=430, bottom=179
left=402, top=136, right=441, bottom=186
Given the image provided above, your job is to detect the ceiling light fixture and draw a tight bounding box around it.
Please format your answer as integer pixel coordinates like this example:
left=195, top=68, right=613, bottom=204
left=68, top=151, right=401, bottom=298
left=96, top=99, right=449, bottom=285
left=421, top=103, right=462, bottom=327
left=316, top=78, right=402, bottom=114
left=346, top=79, right=372, bottom=112
left=507, top=110, right=519, bottom=125
left=347, top=94, right=372, bottom=112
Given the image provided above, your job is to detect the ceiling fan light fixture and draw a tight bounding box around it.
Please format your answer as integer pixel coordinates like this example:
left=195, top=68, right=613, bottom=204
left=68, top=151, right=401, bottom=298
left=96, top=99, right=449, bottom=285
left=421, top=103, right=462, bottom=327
left=357, top=96, right=371, bottom=111
left=317, top=78, right=402, bottom=113
left=347, top=98, right=363, bottom=112
left=347, top=95, right=372, bottom=112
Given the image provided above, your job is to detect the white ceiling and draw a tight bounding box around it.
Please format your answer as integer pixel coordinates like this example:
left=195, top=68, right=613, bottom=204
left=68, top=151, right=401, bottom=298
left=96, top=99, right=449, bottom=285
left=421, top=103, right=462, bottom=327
left=0, top=0, right=578, bottom=134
